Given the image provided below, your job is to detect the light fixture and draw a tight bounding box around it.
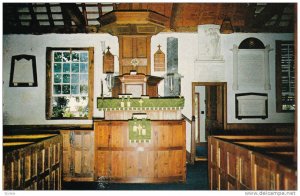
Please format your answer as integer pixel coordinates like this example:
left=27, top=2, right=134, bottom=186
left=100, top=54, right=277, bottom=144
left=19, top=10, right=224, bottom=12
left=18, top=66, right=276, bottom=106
left=105, top=72, right=115, bottom=92
left=220, top=17, right=234, bottom=34
left=101, top=41, right=106, bottom=54
left=167, top=73, right=175, bottom=93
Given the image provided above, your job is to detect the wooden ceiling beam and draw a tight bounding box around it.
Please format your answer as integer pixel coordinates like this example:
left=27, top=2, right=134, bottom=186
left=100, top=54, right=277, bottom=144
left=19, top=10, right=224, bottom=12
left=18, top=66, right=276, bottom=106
left=28, top=3, right=39, bottom=31
left=97, top=3, right=102, bottom=17
left=60, top=3, right=86, bottom=27
left=81, top=3, right=88, bottom=26
left=252, top=3, right=288, bottom=28
left=61, top=4, right=72, bottom=32
left=170, top=3, right=181, bottom=31
left=45, top=3, right=54, bottom=27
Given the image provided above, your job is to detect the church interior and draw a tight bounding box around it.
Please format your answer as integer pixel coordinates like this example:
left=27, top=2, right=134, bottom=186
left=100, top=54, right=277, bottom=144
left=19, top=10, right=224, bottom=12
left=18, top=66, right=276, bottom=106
left=2, top=2, right=297, bottom=191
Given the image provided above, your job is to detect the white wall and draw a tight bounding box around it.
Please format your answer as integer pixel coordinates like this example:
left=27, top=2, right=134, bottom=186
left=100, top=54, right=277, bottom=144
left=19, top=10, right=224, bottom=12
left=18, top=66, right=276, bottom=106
left=3, top=34, right=118, bottom=125
left=3, top=32, right=294, bottom=146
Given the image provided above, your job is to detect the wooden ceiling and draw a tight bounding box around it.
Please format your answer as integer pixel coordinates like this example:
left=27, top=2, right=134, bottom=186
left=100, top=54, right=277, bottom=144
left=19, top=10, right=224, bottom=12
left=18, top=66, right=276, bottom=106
left=3, top=3, right=296, bottom=35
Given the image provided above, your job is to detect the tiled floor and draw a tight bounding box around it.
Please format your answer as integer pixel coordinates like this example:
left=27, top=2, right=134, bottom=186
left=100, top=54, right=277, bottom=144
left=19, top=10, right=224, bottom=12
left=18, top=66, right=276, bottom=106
left=62, top=162, right=208, bottom=190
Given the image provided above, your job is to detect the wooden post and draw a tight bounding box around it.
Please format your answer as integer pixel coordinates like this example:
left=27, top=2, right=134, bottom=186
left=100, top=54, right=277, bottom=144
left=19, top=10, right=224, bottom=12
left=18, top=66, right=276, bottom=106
left=191, top=116, right=196, bottom=165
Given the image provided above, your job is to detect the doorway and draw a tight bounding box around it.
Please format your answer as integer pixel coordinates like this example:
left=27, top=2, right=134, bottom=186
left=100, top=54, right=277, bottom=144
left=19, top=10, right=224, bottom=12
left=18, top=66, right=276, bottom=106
left=191, top=82, right=227, bottom=162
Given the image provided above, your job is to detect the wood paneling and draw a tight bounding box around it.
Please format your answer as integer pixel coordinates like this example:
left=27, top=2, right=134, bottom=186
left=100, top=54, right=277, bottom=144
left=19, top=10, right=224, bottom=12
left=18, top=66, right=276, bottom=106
left=61, top=130, right=94, bottom=181
left=208, top=136, right=296, bottom=190
left=3, top=134, right=62, bottom=190
left=94, top=120, right=186, bottom=183
left=118, top=36, right=151, bottom=75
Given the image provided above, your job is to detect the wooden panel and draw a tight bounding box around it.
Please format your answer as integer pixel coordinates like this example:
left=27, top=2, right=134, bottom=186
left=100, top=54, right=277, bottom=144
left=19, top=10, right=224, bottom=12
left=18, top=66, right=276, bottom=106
left=136, top=37, right=147, bottom=57
left=126, top=151, right=139, bottom=177
left=169, top=150, right=183, bottom=176
left=111, top=124, right=125, bottom=148
left=157, top=151, right=169, bottom=177
left=139, top=151, right=154, bottom=177
left=122, top=37, right=133, bottom=58
left=237, top=150, right=252, bottom=189
left=61, top=130, right=94, bottom=181
left=94, top=120, right=186, bottom=183
left=111, top=151, right=125, bottom=178
left=3, top=134, right=62, bottom=190
left=118, top=36, right=151, bottom=75
left=95, top=122, right=110, bottom=147
left=96, top=151, right=110, bottom=177
left=103, top=49, right=114, bottom=73
left=208, top=136, right=296, bottom=190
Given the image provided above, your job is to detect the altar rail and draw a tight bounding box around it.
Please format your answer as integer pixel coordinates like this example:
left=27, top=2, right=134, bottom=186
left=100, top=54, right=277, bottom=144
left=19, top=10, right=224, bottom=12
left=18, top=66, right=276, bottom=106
left=3, top=134, right=62, bottom=190
left=208, top=135, right=296, bottom=190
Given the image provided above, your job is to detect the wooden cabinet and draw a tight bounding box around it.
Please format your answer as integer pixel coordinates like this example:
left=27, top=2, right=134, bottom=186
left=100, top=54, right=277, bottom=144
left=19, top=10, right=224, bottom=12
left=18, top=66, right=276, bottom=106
left=61, top=130, right=94, bottom=181
left=94, top=120, right=186, bottom=183
left=118, top=36, right=151, bottom=75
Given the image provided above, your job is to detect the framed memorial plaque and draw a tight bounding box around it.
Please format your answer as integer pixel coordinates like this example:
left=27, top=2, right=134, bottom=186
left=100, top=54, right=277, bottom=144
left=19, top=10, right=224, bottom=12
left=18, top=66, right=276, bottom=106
left=235, top=93, right=268, bottom=119
left=9, top=54, right=38, bottom=87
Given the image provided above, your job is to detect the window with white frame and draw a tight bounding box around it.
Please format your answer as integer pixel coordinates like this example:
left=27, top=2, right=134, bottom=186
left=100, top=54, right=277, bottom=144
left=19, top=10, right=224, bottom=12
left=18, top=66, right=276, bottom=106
left=46, top=47, right=94, bottom=119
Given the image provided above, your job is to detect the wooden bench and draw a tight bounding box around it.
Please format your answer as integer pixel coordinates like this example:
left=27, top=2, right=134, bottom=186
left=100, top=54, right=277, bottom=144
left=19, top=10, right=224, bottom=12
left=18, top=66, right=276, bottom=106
left=3, top=133, right=62, bottom=190
left=208, top=135, right=296, bottom=190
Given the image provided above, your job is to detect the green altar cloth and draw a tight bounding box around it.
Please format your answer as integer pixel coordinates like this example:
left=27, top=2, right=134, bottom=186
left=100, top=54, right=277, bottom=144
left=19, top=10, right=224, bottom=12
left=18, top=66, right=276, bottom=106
left=128, top=119, right=151, bottom=143
left=97, top=97, right=184, bottom=111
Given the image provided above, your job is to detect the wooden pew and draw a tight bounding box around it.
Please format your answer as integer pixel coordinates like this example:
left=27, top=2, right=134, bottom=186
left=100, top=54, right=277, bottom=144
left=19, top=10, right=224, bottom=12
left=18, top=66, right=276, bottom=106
left=3, top=133, right=63, bottom=190
left=208, top=135, right=296, bottom=190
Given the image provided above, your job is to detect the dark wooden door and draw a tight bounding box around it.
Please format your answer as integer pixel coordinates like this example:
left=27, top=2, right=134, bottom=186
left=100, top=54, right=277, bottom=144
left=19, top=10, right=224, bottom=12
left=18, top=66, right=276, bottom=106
left=205, top=85, right=224, bottom=136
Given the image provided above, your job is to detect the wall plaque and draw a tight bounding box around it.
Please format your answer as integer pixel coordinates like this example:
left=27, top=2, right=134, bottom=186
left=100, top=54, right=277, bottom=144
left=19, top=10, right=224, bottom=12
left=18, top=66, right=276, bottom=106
left=9, top=54, right=37, bottom=87
left=103, top=46, right=114, bottom=73
left=154, top=45, right=165, bottom=71
left=235, top=93, right=268, bottom=120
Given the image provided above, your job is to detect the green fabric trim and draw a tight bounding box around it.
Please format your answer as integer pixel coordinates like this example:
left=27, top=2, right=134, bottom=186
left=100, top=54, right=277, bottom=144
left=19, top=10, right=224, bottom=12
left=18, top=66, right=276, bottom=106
left=128, top=119, right=151, bottom=142
left=97, top=97, right=184, bottom=110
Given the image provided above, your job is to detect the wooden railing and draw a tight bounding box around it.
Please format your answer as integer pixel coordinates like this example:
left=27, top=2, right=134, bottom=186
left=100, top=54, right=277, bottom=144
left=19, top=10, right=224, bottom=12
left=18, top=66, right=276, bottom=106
left=182, top=114, right=196, bottom=164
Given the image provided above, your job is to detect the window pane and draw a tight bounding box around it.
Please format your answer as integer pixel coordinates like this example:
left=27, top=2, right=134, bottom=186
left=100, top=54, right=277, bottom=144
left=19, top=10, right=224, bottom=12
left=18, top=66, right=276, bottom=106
left=54, top=63, right=61, bottom=72
left=276, top=41, right=295, bottom=112
left=63, top=52, right=70, bottom=62
left=80, top=84, right=88, bottom=95
left=54, top=52, right=62, bottom=62
left=72, top=52, right=80, bottom=62
left=53, top=85, right=62, bottom=94
left=80, top=74, right=88, bottom=83
left=49, top=49, right=91, bottom=119
left=71, top=85, right=79, bottom=94
left=63, top=74, right=70, bottom=83
left=54, top=74, right=61, bottom=83
left=52, top=97, right=69, bottom=118
left=63, top=63, right=70, bottom=73
left=62, top=85, right=70, bottom=94
left=80, top=52, right=88, bottom=62
left=71, top=74, right=79, bottom=83
left=80, top=63, right=88, bottom=73
left=72, top=63, right=79, bottom=73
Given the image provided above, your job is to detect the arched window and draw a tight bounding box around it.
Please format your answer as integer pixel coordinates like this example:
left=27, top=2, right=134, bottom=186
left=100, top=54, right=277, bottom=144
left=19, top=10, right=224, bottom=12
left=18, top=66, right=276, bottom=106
left=238, top=37, right=265, bottom=49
